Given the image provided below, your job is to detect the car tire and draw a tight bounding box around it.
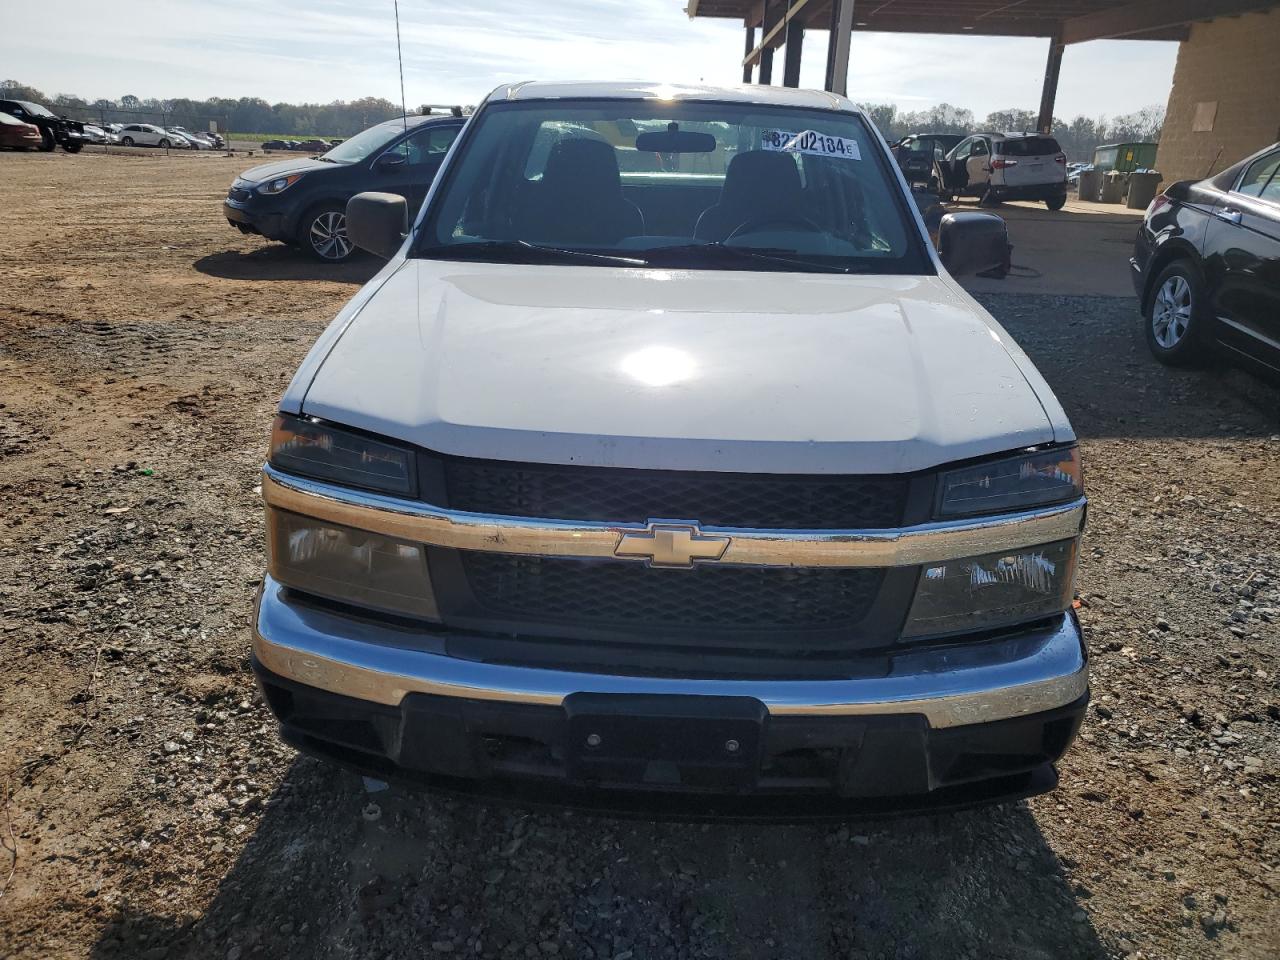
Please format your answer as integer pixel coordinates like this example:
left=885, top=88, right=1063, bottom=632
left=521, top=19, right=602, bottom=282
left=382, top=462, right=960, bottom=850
left=62, top=141, right=83, bottom=154
left=158, top=138, right=171, bottom=149
left=298, top=203, right=355, bottom=262
left=1145, top=260, right=1209, bottom=367
left=121, top=136, right=134, bottom=147
left=1045, top=195, right=1066, bottom=211
left=38, top=129, right=55, bottom=152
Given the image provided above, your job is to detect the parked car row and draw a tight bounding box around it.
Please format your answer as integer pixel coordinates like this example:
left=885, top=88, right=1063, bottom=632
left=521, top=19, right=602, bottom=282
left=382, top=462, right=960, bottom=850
left=259, top=137, right=344, bottom=152
left=110, top=123, right=225, bottom=149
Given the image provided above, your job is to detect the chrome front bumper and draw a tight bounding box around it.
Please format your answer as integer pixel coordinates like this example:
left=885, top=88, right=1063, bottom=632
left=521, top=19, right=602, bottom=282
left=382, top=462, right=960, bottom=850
left=253, top=576, right=1088, bottom=730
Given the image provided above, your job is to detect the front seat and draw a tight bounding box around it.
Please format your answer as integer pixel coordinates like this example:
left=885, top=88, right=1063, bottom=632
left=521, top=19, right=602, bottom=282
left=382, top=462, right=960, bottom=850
left=694, top=150, right=805, bottom=242
left=517, top=138, right=644, bottom=245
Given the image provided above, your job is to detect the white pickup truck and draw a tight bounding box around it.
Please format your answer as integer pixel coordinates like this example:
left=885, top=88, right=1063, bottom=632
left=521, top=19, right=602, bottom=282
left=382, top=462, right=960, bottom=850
left=253, top=82, right=1088, bottom=815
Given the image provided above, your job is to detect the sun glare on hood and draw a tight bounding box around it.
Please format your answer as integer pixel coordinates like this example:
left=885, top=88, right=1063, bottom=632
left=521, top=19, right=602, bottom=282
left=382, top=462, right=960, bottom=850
left=620, top=345, right=697, bottom=387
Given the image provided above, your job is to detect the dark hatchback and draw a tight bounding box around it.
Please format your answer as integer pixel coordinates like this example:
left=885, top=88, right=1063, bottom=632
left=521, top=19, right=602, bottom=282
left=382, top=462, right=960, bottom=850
left=1132, top=142, right=1280, bottom=378
left=224, top=115, right=464, bottom=261
left=892, top=133, right=963, bottom=188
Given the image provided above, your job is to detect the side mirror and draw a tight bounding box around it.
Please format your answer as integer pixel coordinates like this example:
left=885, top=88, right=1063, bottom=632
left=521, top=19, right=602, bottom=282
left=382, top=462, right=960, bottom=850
left=1163, top=179, right=1192, bottom=202
left=346, top=192, right=408, bottom=259
left=375, top=151, right=407, bottom=171
left=937, top=211, right=1010, bottom=278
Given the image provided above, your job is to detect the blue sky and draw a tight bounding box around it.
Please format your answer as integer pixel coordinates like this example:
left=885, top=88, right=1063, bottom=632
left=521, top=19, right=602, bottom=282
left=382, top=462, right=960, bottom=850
left=2, top=0, right=1177, bottom=120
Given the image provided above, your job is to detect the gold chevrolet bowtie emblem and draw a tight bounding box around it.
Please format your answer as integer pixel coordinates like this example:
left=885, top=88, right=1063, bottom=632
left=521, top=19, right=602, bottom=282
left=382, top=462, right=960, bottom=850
left=613, top=522, right=730, bottom=569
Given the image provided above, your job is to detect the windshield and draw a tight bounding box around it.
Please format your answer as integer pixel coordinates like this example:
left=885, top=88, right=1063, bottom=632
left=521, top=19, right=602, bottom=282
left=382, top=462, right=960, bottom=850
left=18, top=101, right=56, bottom=119
left=417, top=99, right=929, bottom=274
left=322, top=121, right=405, bottom=164
left=996, top=136, right=1062, bottom=157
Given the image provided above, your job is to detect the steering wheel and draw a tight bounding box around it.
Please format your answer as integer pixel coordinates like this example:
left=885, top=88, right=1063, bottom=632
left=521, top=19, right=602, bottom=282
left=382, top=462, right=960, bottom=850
left=725, top=215, right=824, bottom=242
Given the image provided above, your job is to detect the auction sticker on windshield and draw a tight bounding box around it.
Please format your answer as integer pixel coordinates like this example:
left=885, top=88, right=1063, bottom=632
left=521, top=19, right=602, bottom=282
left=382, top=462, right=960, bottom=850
left=762, top=130, right=861, bottom=160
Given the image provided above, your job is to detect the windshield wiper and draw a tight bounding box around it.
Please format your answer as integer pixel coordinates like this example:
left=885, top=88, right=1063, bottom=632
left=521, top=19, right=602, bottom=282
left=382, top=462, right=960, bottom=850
left=419, top=240, right=647, bottom=267
left=647, top=243, right=850, bottom=274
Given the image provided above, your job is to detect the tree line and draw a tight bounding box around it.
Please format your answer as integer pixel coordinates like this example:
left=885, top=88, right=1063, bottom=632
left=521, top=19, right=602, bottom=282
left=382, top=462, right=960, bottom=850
left=859, top=101, right=1166, bottom=161
left=0, top=79, right=419, bottom=136
left=2, top=78, right=1163, bottom=158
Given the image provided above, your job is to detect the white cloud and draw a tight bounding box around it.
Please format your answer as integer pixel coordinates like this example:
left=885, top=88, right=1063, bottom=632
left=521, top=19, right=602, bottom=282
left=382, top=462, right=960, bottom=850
left=0, top=0, right=1176, bottom=120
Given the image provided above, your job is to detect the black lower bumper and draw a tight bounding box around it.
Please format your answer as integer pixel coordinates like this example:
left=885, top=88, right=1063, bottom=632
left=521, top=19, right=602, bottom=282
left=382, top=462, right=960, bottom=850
left=253, top=658, right=1087, bottom=820
left=223, top=201, right=287, bottom=240
left=990, top=183, right=1068, bottom=202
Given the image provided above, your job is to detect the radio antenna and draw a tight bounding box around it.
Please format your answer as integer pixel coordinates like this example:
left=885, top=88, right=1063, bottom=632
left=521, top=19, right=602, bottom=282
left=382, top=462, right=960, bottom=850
left=394, top=0, right=408, bottom=131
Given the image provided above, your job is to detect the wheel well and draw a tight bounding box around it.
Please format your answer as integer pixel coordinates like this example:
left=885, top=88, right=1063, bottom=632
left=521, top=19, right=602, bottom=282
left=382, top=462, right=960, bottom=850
left=1140, top=244, right=1199, bottom=314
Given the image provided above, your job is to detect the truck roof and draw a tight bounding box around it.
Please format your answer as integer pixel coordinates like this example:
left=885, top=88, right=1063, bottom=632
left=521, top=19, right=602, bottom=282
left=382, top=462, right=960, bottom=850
left=488, top=81, right=860, bottom=114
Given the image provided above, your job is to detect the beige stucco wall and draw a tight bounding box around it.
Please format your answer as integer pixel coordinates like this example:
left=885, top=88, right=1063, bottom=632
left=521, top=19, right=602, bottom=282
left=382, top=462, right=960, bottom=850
left=1156, top=9, right=1280, bottom=184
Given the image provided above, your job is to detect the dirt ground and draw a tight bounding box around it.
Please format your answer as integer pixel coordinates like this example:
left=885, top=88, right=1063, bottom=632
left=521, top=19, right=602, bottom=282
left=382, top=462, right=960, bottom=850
left=0, top=150, right=1277, bottom=960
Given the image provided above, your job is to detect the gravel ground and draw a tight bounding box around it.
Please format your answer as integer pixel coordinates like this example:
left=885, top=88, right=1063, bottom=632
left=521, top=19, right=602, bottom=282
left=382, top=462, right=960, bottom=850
left=0, top=151, right=1277, bottom=960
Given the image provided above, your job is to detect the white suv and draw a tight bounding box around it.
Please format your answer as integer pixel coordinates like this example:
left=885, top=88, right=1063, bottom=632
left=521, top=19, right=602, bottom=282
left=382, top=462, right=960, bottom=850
left=936, top=132, right=1068, bottom=210
left=252, top=82, right=1087, bottom=816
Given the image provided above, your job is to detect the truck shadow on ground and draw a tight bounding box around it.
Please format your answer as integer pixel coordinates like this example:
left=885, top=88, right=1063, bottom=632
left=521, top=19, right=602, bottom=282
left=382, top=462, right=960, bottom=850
left=193, top=247, right=380, bottom=284
left=92, top=757, right=1108, bottom=960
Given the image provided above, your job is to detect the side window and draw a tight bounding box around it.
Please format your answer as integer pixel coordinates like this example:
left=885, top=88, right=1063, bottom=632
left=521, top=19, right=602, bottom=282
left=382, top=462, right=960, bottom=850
left=953, top=140, right=972, bottom=161
left=1236, top=150, right=1280, bottom=200
left=386, top=126, right=460, bottom=166
left=971, top=139, right=989, bottom=157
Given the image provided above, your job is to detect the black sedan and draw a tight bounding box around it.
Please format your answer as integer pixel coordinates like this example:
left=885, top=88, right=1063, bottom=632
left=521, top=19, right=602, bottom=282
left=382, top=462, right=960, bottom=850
left=225, top=115, right=463, bottom=261
left=1132, top=142, right=1280, bottom=378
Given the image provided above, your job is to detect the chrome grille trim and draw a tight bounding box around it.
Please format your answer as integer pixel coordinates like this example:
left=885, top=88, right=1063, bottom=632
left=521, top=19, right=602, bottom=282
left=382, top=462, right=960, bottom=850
left=262, top=465, right=1086, bottom=569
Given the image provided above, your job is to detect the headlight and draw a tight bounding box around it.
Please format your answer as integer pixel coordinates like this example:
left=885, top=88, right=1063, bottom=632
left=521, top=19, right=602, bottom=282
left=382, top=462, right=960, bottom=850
left=267, top=509, right=438, bottom=620
left=902, top=539, right=1076, bottom=639
left=258, top=174, right=303, bottom=194
left=937, top=446, right=1082, bottom=518
left=270, top=415, right=415, bottom=496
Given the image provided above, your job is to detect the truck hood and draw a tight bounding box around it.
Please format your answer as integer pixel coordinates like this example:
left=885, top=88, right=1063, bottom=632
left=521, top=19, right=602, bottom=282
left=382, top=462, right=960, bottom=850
left=297, top=259, right=1070, bottom=475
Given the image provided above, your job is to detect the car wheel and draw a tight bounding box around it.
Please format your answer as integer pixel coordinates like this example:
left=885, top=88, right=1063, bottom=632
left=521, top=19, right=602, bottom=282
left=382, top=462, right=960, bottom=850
left=158, top=138, right=171, bottom=149
left=1145, top=261, right=1208, bottom=367
left=298, top=204, right=355, bottom=262
left=62, top=141, right=83, bottom=154
left=121, top=136, right=134, bottom=147
left=1045, top=194, right=1066, bottom=211
left=38, top=129, right=55, bottom=152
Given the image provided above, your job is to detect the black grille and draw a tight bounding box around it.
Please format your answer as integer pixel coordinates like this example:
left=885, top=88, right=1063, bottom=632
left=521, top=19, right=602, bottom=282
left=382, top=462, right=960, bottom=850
left=443, top=459, right=907, bottom=530
left=227, top=184, right=253, bottom=202
left=457, top=553, right=884, bottom=636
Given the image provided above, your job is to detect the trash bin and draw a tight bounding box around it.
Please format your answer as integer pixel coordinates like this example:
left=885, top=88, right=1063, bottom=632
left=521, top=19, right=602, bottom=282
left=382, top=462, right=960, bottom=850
left=1077, top=169, right=1103, bottom=202
left=1127, top=170, right=1162, bottom=210
left=1099, top=172, right=1126, bottom=204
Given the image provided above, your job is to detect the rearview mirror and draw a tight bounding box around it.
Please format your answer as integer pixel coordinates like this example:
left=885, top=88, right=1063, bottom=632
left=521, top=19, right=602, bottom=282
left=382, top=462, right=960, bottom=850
left=937, top=212, right=1010, bottom=278
left=635, top=130, right=716, bottom=153
left=375, top=151, right=407, bottom=170
left=346, top=192, right=408, bottom=259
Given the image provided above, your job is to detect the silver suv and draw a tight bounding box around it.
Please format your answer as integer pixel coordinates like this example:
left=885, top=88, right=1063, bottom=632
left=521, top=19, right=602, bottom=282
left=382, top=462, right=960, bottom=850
left=936, top=132, right=1069, bottom=210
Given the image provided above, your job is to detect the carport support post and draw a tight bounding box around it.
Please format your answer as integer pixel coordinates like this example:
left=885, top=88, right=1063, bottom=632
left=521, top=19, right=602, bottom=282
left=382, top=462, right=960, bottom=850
left=1037, top=30, right=1064, bottom=135
left=824, top=0, right=854, bottom=96
left=743, top=26, right=756, bottom=83
left=783, top=24, right=804, bottom=87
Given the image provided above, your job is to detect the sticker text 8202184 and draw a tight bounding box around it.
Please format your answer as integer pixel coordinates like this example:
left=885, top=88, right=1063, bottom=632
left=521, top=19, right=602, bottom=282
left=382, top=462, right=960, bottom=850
left=762, top=130, right=861, bottom=160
